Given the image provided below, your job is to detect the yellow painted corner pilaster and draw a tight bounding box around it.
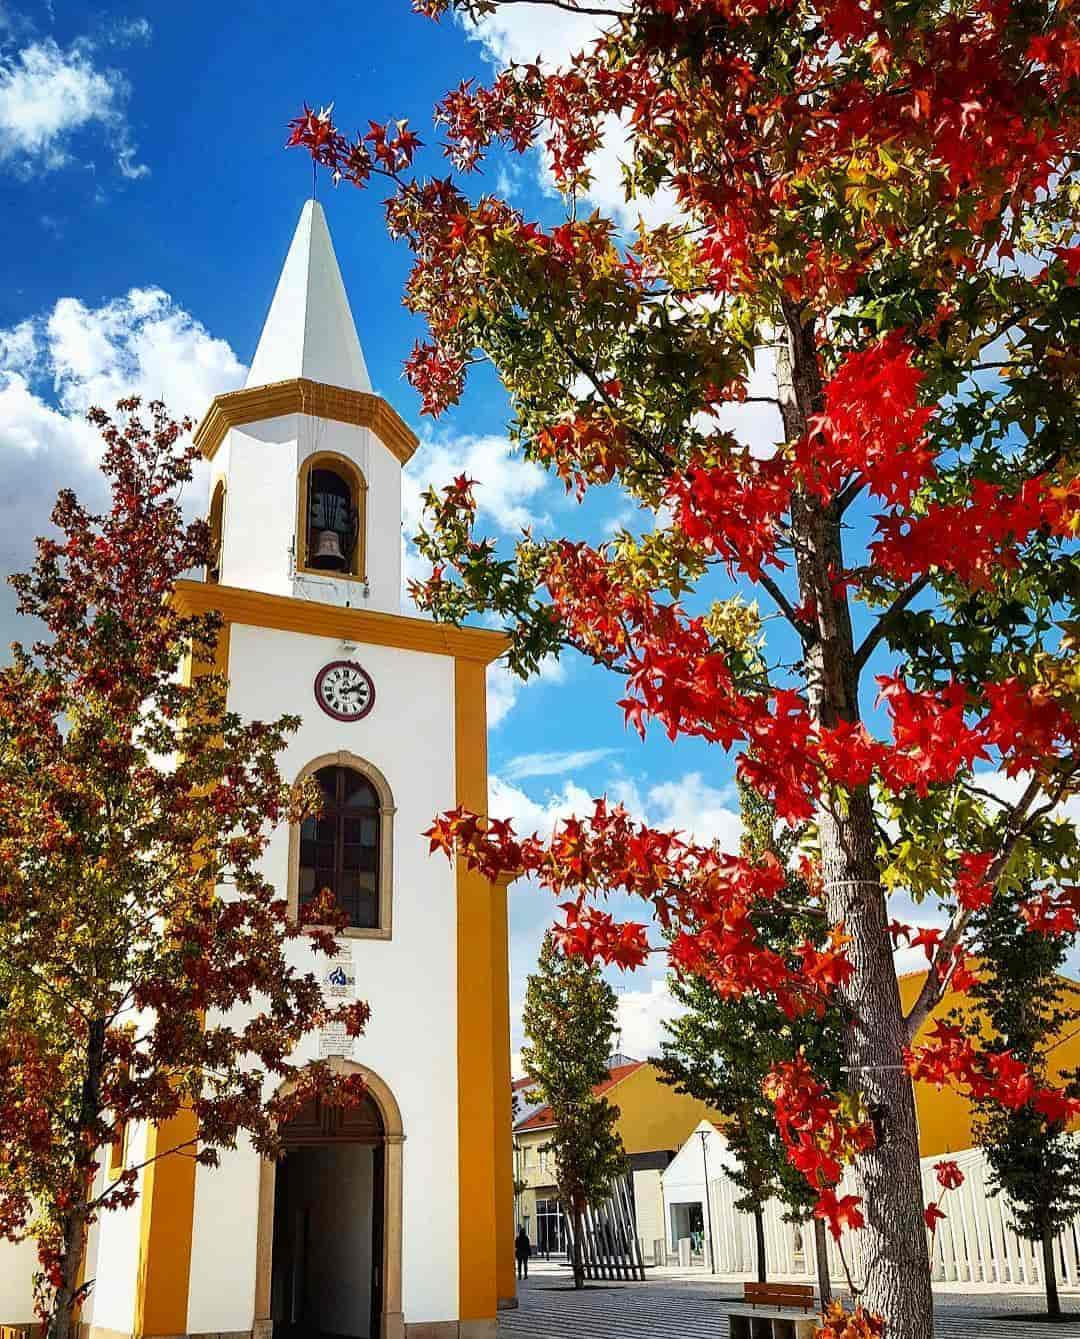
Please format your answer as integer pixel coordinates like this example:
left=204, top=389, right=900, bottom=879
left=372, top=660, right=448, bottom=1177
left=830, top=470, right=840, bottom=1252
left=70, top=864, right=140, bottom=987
left=133, top=617, right=230, bottom=1337
left=491, top=875, right=516, bottom=1309
left=455, top=658, right=499, bottom=1325
left=134, top=1109, right=198, bottom=1338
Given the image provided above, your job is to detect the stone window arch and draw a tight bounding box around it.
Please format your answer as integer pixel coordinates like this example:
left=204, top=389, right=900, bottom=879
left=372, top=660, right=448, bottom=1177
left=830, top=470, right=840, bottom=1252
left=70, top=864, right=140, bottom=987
left=288, top=751, right=394, bottom=940
left=296, top=450, right=367, bottom=581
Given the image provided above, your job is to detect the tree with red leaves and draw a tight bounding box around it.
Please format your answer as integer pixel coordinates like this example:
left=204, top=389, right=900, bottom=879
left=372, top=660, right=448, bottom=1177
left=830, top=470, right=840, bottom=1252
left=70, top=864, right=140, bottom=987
left=0, top=402, right=367, bottom=1339
left=289, top=0, right=1080, bottom=1332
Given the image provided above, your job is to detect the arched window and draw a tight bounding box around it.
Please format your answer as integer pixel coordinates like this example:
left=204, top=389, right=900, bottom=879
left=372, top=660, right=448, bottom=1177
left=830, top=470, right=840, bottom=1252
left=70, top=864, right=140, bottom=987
left=289, top=753, right=394, bottom=939
left=296, top=453, right=366, bottom=581
left=207, top=480, right=226, bottom=584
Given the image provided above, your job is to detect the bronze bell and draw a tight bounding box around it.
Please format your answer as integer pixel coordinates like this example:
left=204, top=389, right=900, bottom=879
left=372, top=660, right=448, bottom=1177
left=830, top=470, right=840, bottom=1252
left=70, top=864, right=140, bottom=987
left=311, top=528, right=346, bottom=569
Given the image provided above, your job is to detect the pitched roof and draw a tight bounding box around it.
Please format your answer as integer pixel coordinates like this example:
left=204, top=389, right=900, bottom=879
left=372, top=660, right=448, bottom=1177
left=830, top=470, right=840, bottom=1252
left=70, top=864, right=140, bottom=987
left=514, top=1060, right=645, bottom=1133
left=245, top=200, right=372, bottom=393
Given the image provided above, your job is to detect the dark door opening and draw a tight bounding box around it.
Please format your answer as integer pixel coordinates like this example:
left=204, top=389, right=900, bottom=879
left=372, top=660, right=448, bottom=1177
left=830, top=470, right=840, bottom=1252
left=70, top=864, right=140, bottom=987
left=270, top=1095, right=385, bottom=1339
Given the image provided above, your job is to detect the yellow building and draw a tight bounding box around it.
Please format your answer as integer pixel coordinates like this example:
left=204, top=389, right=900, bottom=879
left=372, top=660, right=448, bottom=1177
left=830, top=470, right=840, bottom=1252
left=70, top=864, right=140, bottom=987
left=900, top=968, right=1080, bottom=1158
left=512, top=1056, right=720, bottom=1261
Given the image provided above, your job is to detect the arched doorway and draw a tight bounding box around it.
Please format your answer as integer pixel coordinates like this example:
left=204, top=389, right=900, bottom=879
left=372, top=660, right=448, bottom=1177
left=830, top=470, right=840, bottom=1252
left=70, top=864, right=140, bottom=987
left=255, top=1064, right=404, bottom=1339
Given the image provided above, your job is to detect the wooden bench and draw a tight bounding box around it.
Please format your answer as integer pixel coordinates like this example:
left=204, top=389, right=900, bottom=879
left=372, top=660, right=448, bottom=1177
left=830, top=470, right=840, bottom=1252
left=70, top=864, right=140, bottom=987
left=729, top=1283, right=817, bottom=1339
left=745, top=1283, right=815, bottom=1312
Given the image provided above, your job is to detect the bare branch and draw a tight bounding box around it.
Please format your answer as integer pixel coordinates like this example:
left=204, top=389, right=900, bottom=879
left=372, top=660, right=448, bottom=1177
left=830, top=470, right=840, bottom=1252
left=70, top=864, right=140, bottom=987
left=853, top=574, right=931, bottom=673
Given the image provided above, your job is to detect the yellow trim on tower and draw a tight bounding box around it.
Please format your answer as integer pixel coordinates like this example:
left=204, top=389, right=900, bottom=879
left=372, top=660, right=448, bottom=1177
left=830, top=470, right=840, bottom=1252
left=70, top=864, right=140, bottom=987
left=492, top=867, right=517, bottom=1310
left=133, top=622, right=230, bottom=1338
left=173, top=580, right=508, bottom=665
left=455, top=658, right=500, bottom=1325
left=193, top=377, right=419, bottom=466
left=134, top=1108, right=199, bottom=1338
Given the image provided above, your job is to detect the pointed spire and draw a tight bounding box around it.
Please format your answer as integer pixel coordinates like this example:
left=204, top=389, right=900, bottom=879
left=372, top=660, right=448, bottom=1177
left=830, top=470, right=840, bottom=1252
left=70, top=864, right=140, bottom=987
left=245, top=200, right=372, bottom=393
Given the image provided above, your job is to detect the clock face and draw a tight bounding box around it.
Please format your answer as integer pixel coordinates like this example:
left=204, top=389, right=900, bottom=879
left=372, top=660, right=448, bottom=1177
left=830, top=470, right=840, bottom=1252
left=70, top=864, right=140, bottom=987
left=314, top=660, right=376, bottom=722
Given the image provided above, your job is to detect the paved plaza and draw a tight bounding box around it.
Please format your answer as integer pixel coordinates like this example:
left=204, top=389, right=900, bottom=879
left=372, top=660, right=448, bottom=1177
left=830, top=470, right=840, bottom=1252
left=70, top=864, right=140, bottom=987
left=500, top=1262, right=1080, bottom=1339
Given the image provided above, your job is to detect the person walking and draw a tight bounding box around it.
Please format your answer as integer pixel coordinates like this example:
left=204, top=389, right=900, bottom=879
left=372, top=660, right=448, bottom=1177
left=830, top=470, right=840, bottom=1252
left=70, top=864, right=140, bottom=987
left=515, top=1226, right=532, bottom=1281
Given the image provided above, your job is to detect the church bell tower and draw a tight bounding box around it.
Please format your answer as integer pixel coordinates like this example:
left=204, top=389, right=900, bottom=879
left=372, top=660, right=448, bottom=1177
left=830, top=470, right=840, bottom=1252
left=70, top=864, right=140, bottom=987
left=77, top=201, right=517, bottom=1339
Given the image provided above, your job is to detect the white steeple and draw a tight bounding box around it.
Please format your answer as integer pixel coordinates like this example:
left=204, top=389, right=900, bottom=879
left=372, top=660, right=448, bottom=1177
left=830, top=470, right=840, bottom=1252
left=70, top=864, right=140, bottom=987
left=245, top=199, right=373, bottom=393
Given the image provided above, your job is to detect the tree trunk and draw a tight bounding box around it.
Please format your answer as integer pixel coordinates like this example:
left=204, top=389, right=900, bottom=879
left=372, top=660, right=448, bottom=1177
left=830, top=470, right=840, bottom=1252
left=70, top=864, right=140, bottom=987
left=813, top=1216, right=833, bottom=1308
left=754, top=1205, right=767, bottom=1283
left=1041, top=1226, right=1061, bottom=1319
left=47, top=1017, right=107, bottom=1339
left=777, top=305, right=935, bottom=1339
left=572, top=1203, right=585, bottom=1289
left=48, top=1210, right=88, bottom=1339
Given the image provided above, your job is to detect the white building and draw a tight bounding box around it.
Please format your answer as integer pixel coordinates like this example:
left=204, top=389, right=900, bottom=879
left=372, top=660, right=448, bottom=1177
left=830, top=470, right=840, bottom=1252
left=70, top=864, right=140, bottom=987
left=659, top=1119, right=732, bottom=1265
left=0, top=201, right=516, bottom=1339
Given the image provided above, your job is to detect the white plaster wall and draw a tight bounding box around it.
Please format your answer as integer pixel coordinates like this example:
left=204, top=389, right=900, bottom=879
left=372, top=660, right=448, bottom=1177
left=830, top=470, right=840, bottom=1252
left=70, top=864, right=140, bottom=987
left=631, top=1168, right=665, bottom=1259
left=82, top=1123, right=149, bottom=1335
left=0, top=1235, right=38, bottom=1323
left=661, top=1122, right=738, bottom=1253
left=216, top=413, right=402, bottom=615
left=186, top=622, right=460, bottom=1333
left=220, top=418, right=299, bottom=596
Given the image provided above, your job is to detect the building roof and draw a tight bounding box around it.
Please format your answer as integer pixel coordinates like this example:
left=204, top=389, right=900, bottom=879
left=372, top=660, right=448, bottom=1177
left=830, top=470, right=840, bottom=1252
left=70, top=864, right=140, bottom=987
left=514, top=1060, right=646, bottom=1134
left=245, top=199, right=372, bottom=394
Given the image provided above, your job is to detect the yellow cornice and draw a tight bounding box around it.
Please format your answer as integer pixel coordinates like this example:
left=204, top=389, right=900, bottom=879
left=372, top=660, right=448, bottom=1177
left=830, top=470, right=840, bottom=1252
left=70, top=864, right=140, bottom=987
left=193, top=378, right=420, bottom=466
left=173, top=579, right=508, bottom=665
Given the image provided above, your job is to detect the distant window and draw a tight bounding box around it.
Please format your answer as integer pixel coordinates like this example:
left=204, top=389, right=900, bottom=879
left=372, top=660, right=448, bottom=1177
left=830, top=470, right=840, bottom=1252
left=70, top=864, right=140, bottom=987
left=207, top=481, right=226, bottom=584
left=298, top=765, right=380, bottom=929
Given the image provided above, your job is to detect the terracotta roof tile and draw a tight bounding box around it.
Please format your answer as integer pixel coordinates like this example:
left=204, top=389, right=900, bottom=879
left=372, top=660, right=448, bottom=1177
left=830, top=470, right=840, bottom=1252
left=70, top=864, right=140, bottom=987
left=514, top=1060, right=645, bottom=1133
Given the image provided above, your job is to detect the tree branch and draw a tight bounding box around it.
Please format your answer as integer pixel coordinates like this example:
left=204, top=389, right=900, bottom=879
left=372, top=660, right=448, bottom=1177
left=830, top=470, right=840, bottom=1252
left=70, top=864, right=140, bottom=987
left=489, top=0, right=624, bottom=14
left=852, top=574, right=931, bottom=673
left=903, top=773, right=1053, bottom=1041
left=757, top=569, right=815, bottom=644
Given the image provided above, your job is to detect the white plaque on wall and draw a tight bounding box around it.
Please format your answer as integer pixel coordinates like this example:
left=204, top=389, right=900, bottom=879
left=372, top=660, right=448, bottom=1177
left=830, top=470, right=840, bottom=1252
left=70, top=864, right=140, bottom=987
left=321, top=946, right=356, bottom=1000
left=317, top=1022, right=355, bottom=1059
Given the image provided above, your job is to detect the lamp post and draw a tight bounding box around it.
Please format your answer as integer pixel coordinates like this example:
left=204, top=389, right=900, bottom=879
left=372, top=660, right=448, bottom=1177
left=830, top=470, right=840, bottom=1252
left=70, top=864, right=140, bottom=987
left=698, top=1128, right=716, bottom=1274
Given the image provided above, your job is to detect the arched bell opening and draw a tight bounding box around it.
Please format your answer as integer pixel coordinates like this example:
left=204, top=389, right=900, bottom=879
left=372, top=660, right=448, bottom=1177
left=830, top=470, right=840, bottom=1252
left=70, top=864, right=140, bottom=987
left=207, top=480, right=226, bottom=584
left=297, top=453, right=366, bottom=581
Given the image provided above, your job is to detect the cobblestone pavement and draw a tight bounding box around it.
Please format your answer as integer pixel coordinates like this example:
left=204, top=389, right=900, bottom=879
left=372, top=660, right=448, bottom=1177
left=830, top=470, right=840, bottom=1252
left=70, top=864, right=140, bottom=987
left=499, top=1264, right=1080, bottom=1338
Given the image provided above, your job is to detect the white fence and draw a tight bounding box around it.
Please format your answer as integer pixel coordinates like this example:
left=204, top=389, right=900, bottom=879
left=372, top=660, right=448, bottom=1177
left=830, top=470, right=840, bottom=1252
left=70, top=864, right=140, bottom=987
left=701, top=1143, right=1080, bottom=1289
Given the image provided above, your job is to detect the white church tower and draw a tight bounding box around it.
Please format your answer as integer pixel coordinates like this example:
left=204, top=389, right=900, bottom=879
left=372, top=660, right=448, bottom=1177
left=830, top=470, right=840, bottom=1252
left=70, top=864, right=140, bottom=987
left=7, top=202, right=516, bottom=1339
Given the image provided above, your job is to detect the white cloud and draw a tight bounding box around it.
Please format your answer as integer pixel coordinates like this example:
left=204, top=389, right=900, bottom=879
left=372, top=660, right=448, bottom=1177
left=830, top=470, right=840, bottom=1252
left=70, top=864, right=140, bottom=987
left=713, top=345, right=784, bottom=459
left=402, top=431, right=560, bottom=726
left=504, top=746, right=619, bottom=781
left=403, top=432, right=551, bottom=539
left=0, top=31, right=147, bottom=178
left=0, top=289, right=244, bottom=618
left=614, top=978, right=684, bottom=1060
left=491, top=766, right=740, bottom=850
left=486, top=653, right=566, bottom=729
left=464, top=3, right=679, bottom=232
left=468, top=6, right=612, bottom=67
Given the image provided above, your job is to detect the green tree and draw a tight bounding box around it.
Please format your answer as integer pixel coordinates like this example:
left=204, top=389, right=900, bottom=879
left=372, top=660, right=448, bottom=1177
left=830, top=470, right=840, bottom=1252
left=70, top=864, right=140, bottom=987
left=0, top=402, right=365, bottom=1339
left=961, top=890, right=1080, bottom=1318
left=521, top=932, right=627, bottom=1288
left=656, top=784, right=843, bottom=1297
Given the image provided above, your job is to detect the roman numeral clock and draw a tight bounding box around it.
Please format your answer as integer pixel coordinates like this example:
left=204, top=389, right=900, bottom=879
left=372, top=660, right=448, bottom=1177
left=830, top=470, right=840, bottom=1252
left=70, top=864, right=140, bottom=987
left=314, top=659, right=376, bottom=722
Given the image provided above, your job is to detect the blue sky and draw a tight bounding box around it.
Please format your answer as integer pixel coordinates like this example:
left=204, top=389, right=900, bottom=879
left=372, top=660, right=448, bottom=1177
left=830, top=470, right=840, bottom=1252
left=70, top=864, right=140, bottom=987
left=3, top=0, right=1069, bottom=1068
left=0, top=0, right=743, bottom=1062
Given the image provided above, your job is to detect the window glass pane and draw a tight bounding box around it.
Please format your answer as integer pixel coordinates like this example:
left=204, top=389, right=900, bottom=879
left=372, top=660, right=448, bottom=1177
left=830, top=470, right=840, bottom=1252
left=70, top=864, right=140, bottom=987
left=298, top=766, right=383, bottom=930
left=343, top=772, right=378, bottom=808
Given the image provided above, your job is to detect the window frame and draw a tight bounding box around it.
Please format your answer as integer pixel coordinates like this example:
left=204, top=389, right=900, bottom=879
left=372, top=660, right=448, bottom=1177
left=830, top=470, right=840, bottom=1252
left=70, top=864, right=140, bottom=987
left=207, top=479, right=226, bottom=584
left=296, top=451, right=367, bottom=583
left=288, top=751, right=395, bottom=941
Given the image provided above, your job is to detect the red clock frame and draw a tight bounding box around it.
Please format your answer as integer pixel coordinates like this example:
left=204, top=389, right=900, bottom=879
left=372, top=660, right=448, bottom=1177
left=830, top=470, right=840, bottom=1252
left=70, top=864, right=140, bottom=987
left=313, top=660, right=376, bottom=723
